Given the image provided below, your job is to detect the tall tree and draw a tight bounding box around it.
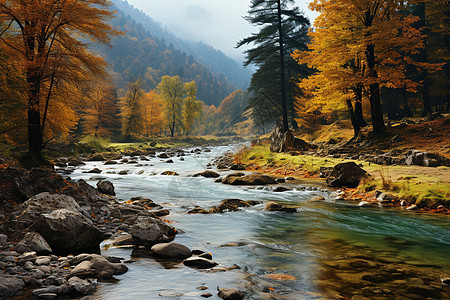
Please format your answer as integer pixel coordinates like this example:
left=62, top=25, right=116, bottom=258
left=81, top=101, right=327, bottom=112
left=237, top=0, right=310, bottom=132
left=0, top=0, right=116, bottom=158
left=119, top=79, right=144, bottom=141
left=294, top=0, right=440, bottom=134
left=157, top=75, right=185, bottom=137
left=182, top=81, right=202, bottom=136
left=83, top=83, right=119, bottom=138
left=142, top=90, right=163, bottom=136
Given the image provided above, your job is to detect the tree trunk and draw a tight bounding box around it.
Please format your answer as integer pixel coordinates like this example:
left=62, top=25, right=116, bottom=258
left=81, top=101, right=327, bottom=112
left=365, top=43, right=385, bottom=134
left=27, top=69, right=43, bottom=157
left=276, top=0, right=289, bottom=132
left=347, top=99, right=360, bottom=137
left=354, top=85, right=368, bottom=127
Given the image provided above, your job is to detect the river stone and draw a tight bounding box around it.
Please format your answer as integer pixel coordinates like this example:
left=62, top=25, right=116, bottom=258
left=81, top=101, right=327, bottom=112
left=85, top=168, right=102, bottom=174
left=112, top=234, right=134, bottom=246
left=0, top=275, right=25, bottom=297
left=0, top=233, right=7, bottom=245
left=406, top=205, right=418, bottom=211
left=193, top=171, right=220, bottom=178
left=158, top=153, right=169, bottom=158
left=96, top=180, right=115, bottom=196
left=326, top=162, right=368, bottom=188
left=33, top=209, right=103, bottom=254
left=14, top=242, right=28, bottom=254
left=131, top=216, right=177, bottom=247
left=68, top=276, right=96, bottom=295
left=309, top=196, right=325, bottom=202
left=21, top=232, right=52, bottom=255
left=161, top=171, right=179, bottom=176
left=273, top=186, right=291, bottom=192
left=215, top=199, right=251, bottom=213
left=265, top=201, right=297, bottom=212
left=183, top=257, right=218, bottom=269
left=70, top=254, right=128, bottom=279
left=35, top=256, right=51, bottom=265
left=21, top=192, right=86, bottom=219
left=223, top=174, right=277, bottom=186
left=217, top=288, right=245, bottom=300
left=151, top=243, right=192, bottom=259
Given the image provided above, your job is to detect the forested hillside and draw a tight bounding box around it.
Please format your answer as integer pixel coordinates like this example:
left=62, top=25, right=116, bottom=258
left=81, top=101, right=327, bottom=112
left=111, top=0, right=252, bottom=91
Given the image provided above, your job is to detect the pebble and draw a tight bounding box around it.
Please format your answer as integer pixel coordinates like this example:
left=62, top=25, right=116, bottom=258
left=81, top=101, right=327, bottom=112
left=32, top=269, right=45, bottom=279
left=0, top=234, right=7, bottom=245
left=36, top=257, right=51, bottom=265
left=201, top=293, right=213, bottom=298
left=4, top=256, right=16, bottom=263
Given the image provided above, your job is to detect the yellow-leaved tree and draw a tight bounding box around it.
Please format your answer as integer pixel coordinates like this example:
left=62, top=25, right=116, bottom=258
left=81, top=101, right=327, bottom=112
left=157, top=76, right=185, bottom=137
left=0, top=0, right=117, bottom=159
left=142, top=90, right=163, bottom=136
left=182, top=81, right=202, bottom=136
left=119, top=79, right=145, bottom=141
left=293, top=0, right=440, bottom=135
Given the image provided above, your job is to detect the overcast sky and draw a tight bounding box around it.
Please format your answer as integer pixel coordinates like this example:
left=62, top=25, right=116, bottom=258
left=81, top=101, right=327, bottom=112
left=126, top=0, right=318, bottom=62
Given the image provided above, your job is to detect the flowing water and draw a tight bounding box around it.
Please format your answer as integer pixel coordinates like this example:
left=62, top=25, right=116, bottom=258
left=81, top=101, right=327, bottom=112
left=68, top=145, right=450, bottom=300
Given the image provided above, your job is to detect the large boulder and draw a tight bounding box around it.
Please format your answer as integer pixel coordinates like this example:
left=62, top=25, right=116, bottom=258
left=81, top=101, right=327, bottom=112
left=215, top=199, right=251, bottom=213
left=325, top=162, right=368, bottom=188
left=223, top=174, right=277, bottom=186
left=131, top=216, right=177, bottom=247
left=20, top=192, right=86, bottom=218
left=270, top=124, right=311, bottom=153
left=151, top=243, right=192, bottom=259
left=96, top=180, right=115, bottom=196
left=33, top=209, right=103, bottom=254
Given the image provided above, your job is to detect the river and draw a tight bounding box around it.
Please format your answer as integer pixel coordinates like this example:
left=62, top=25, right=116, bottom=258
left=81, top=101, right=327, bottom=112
left=68, top=144, right=450, bottom=299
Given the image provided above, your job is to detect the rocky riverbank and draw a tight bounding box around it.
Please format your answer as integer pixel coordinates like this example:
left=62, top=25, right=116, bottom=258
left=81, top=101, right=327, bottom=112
left=0, top=145, right=253, bottom=299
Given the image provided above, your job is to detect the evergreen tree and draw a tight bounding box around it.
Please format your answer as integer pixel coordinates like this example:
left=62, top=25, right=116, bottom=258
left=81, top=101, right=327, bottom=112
left=236, top=0, right=310, bottom=132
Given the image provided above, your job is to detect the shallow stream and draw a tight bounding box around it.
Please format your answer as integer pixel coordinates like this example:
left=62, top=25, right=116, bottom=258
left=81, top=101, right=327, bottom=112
left=69, top=145, right=450, bottom=299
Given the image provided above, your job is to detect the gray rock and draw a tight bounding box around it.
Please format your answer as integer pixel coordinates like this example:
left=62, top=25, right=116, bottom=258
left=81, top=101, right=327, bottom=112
left=33, top=209, right=103, bottom=254
left=70, top=254, right=128, bottom=279
left=183, top=257, right=218, bottom=269
left=131, top=216, right=177, bottom=247
left=32, top=285, right=63, bottom=297
left=68, top=276, right=97, bottom=295
left=0, top=275, right=25, bottom=296
left=22, top=232, right=52, bottom=255
left=32, top=269, right=45, bottom=279
left=96, top=180, right=115, bottom=196
left=14, top=242, right=28, bottom=254
left=270, top=124, right=312, bottom=153
left=36, top=293, right=58, bottom=299
left=358, top=201, right=373, bottom=207
left=151, top=243, right=192, bottom=259
left=35, top=256, right=51, bottom=265
left=4, top=256, right=16, bottom=263
left=217, top=288, right=245, bottom=300
left=0, top=233, right=7, bottom=245
left=112, top=234, right=134, bottom=246
left=326, top=162, right=368, bottom=188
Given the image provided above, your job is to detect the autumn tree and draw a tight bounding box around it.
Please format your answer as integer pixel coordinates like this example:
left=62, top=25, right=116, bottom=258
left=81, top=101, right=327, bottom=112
left=119, top=79, right=145, bottom=141
left=294, top=0, right=440, bottom=135
left=83, top=83, right=119, bottom=138
left=0, top=0, right=116, bottom=158
left=237, top=0, right=310, bottom=132
left=142, top=90, right=163, bottom=136
left=157, top=76, right=185, bottom=137
left=182, top=81, right=202, bottom=136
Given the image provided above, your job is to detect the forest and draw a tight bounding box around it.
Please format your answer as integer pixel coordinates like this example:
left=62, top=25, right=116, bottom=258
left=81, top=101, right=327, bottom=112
left=0, top=1, right=449, bottom=299
left=0, top=0, right=448, bottom=157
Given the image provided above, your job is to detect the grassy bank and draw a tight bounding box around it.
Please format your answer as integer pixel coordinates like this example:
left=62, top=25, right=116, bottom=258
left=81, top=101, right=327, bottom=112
left=234, top=144, right=450, bottom=208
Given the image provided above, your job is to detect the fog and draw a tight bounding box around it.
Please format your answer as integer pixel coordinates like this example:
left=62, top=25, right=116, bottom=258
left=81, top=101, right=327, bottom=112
left=125, top=0, right=318, bottom=62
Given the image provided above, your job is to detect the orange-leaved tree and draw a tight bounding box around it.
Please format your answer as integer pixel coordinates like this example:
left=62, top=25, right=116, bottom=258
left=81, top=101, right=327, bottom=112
left=0, top=0, right=117, bottom=158
left=142, top=90, right=163, bottom=136
left=83, top=82, right=119, bottom=138
left=293, top=0, right=440, bottom=135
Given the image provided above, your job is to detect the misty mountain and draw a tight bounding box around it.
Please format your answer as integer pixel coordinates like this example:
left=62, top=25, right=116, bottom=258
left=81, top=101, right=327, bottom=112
left=111, top=0, right=252, bottom=90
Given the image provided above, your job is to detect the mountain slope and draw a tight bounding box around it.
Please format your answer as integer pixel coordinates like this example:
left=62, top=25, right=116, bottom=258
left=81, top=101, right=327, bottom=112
left=110, top=0, right=251, bottom=90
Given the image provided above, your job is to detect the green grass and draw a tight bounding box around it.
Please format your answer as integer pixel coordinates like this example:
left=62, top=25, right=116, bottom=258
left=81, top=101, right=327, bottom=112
left=80, top=135, right=110, bottom=152
left=237, top=144, right=450, bottom=208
